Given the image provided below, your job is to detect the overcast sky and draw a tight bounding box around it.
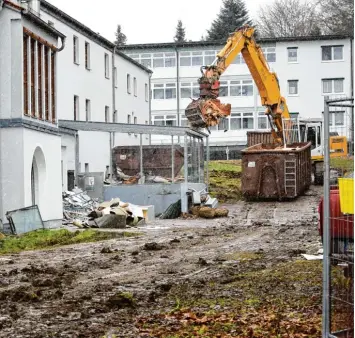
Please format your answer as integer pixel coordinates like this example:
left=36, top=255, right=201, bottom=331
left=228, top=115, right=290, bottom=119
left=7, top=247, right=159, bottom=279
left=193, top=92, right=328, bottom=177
left=46, top=0, right=272, bottom=44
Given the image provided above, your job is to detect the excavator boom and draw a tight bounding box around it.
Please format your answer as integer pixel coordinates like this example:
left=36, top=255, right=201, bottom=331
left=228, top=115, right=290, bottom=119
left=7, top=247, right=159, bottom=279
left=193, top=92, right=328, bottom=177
left=185, top=25, right=291, bottom=145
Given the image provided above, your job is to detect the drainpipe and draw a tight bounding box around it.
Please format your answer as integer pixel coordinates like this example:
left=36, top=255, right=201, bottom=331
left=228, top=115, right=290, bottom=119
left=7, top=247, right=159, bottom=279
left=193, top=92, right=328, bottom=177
left=175, top=46, right=180, bottom=142
left=111, top=45, right=117, bottom=183
left=148, top=72, right=152, bottom=145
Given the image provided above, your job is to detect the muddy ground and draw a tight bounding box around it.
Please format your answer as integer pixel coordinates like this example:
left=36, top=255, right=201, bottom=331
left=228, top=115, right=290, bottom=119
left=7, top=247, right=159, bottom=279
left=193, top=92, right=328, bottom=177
left=0, top=186, right=326, bottom=337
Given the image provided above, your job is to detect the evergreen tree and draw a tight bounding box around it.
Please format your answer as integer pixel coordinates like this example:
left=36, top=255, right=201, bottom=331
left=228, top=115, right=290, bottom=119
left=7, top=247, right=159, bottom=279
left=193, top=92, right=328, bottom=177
left=207, top=0, right=252, bottom=41
left=174, top=20, right=186, bottom=42
left=114, top=24, right=127, bottom=46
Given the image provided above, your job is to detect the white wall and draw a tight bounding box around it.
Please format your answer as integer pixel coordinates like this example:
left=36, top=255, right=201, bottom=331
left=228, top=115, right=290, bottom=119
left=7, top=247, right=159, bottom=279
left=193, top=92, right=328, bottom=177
left=23, top=128, right=63, bottom=222
left=0, top=128, right=25, bottom=223
left=0, top=7, right=22, bottom=119
left=125, top=37, right=352, bottom=146
left=40, top=8, right=151, bottom=178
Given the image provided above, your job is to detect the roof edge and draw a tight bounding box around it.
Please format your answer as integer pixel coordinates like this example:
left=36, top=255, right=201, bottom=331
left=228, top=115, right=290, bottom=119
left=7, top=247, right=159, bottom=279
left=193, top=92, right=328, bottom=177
left=118, top=34, right=353, bottom=50
left=40, top=0, right=152, bottom=74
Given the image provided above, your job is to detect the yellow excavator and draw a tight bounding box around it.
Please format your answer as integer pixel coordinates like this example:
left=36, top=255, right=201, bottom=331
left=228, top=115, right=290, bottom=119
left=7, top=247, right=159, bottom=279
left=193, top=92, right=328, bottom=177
left=185, top=24, right=348, bottom=184
left=185, top=24, right=290, bottom=146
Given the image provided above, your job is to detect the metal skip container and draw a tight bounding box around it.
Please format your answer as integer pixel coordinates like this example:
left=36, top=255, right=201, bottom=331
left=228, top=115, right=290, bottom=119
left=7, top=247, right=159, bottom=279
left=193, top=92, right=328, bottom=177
left=241, top=142, right=312, bottom=200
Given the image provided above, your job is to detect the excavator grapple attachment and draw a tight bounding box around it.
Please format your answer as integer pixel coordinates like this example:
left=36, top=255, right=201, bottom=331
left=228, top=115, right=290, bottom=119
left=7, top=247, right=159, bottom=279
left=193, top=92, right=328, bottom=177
left=185, top=98, right=231, bottom=129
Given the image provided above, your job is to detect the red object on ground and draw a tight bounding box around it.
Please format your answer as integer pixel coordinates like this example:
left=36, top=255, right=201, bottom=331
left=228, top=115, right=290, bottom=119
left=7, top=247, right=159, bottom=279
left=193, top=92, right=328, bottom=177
left=318, top=189, right=354, bottom=240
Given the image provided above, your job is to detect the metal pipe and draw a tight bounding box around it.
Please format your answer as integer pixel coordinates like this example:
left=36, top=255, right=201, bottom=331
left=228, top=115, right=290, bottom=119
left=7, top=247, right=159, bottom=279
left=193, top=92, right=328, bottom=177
left=109, top=132, right=113, bottom=184
left=176, top=47, right=180, bottom=143
left=112, top=46, right=117, bottom=147
left=171, top=135, right=175, bottom=183
left=184, top=134, right=188, bottom=184
left=75, top=131, right=80, bottom=186
left=140, top=133, right=143, bottom=182
left=322, top=96, right=330, bottom=338
left=148, top=73, right=152, bottom=145
left=206, top=136, right=210, bottom=191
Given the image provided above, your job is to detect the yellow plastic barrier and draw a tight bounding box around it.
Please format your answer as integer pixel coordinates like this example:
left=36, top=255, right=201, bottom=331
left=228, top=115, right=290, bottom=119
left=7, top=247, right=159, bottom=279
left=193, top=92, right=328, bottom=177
left=338, top=178, right=354, bottom=214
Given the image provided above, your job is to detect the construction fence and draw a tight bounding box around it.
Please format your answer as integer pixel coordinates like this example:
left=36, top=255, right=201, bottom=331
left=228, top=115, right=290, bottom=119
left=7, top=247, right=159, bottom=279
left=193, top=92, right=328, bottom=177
left=322, top=96, right=354, bottom=338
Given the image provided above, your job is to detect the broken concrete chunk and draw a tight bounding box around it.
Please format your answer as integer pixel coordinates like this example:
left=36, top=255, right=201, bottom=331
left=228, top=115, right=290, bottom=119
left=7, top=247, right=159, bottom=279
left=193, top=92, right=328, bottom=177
left=143, top=242, right=164, bottom=251
left=94, top=214, right=126, bottom=229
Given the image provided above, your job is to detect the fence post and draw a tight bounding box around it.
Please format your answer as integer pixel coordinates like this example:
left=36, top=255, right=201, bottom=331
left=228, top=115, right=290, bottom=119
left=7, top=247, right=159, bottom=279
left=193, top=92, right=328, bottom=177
left=322, top=96, right=331, bottom=338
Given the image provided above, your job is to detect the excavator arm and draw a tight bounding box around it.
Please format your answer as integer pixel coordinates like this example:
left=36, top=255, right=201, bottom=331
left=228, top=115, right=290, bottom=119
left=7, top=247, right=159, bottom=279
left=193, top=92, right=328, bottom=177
left=185, top=25, right=291, bottom=145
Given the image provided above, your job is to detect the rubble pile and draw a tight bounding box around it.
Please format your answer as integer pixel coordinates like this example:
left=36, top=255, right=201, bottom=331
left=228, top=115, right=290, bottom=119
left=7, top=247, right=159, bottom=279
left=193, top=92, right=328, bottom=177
left=63, top=189, right=145, bottom=228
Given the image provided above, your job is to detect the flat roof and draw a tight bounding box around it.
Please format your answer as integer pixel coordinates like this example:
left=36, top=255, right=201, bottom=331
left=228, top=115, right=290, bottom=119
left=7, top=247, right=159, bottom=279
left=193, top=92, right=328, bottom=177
left=119, top=34, right=352, bottom=51
left=41, top=0, right=152, bottom=74
left=58, top=120, right=208, bottom=138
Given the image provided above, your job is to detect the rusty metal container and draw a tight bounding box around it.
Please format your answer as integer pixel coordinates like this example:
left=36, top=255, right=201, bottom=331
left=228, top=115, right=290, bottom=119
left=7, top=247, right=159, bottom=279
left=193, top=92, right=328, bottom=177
left=241, top=142, right=312, bottom=200
left=112, top=145, right=184, bottom=178
left=247, top=131, right=274, bottom=147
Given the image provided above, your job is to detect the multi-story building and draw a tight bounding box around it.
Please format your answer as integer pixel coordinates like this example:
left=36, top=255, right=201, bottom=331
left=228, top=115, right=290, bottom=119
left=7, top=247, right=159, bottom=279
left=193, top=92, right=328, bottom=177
left=0, top=0, right=151, bottom=227
left=120, top=34, right=353, bottom=158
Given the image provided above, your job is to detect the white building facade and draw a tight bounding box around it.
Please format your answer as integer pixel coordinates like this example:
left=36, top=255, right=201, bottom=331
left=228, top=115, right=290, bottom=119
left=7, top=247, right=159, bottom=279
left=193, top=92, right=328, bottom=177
left=121, top=35, right=353, bottom=158
left=0, top=0, right=151, bottom=227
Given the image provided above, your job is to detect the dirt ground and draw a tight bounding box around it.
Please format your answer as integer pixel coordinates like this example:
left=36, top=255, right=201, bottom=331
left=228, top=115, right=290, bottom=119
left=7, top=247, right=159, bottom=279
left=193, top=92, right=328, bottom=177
left=0, top=186, right=325, bottom=338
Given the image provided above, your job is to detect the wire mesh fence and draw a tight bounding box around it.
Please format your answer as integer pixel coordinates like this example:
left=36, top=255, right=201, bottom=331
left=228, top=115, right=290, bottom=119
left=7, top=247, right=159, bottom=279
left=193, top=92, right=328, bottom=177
left=322, top=96, right=354, bottom=338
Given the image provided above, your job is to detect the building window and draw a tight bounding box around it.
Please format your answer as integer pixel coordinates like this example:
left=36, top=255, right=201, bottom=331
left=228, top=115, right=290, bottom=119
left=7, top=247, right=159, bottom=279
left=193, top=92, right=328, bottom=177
left=127, top=52, right=175, bottom=68
left=127, top=74, right=131, bottom=94
left=230, top=112, right=254, bottom=130
left=180, top=82, right=200, bottom=99
left=257, top=112, right=268, bottom=129
left=288, top=80, right=299, bottom=95
left=30, top=38, right=36, bottom=117
left=37, top=43, right=43, bottom=119
left=326, top=111, right=345, bottom=126
left=141, top=53, right=152, bottom=68
left=105, top=106, right=109, bottom=123
left=114, top=67, right=117, bottom=88
left=44, top=46, right=50, bottom=121
left=85, top=99, right=91, bottom=121
left=180, top=115, right=188, bottom=127
left=113, top=110, right=117, bottom=123
left=219, top=81, right=228, bottom=97
left=288, top=47, right=298, bottom=62
left=85, top=163, right=89, bottom=172
left=104, top=53, right=109, bottom=78
left=204, top=50, right=217, bottom=65
left=23, top=32, right=56, bottom=123
left=322, top=78, right=344, bottom=94
left=73, top=36, right=79, bottom=64
left=51, top=52, right=56, bottom=122
left=261, top=47, right=276, bottom=62
left=145, top=83, right=148, bottom=101
left=127, top=114, right=131, bottom=124
left=322, top=45, right=343, bottom=61
left=152, top=114, right=177, bottom=126
left=23, top=35, right=29, bottom=115
left=333, top=111, right=345, bottom=126
left=230, top=80, right=253, bottom=96
left=133, top=77, right=137, bottom=96
left=74, top=95, right=79, bottom=121
left=152, top=83, right=177, bottom=100
left=85, top=42, right=90, bottom=69
left=134, top=116, right=137, bottom=124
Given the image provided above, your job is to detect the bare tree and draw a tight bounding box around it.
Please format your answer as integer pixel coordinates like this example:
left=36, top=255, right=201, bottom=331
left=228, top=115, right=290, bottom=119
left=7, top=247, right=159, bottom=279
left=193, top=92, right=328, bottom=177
left=255, top=0, right=321, bottom=38
left=317, top=0, right=354, bottom=35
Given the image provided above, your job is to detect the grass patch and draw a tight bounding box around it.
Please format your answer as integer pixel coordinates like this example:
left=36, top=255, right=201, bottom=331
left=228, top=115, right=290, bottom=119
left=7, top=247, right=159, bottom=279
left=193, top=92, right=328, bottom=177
left=208, top=160, right=242, bottom=203
left=330, top=157, right=354, bottom=172
left=137, top=260, right=324, bottom=337
left=208, top=160, right=242, bottom=173
left=0, top=229, right=139, bottom=255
